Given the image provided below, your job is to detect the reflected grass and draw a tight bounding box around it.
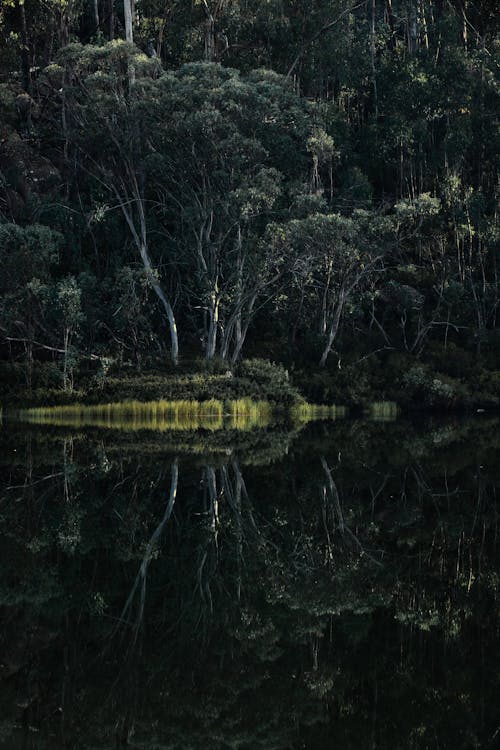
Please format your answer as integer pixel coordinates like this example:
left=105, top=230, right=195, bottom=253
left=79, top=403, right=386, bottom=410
left=19, top=399, right=348, bottom=432
left=18, top=400, right=401, bottom=432
left=367, top=401, right=399, bottom=421
left=19, top=399, right=273, bottom=432
left=290, top=402, right=347, bottom=424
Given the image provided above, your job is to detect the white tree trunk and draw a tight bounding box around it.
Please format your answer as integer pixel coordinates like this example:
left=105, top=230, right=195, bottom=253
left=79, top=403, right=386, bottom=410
left=124, top=0, right=133, bottom=43
left=116, top=177, right=179, bottom=365
left=93, top=0, right=99, bottom=29
left=206, top=300, right=218, bottom=359
left=319, top=289, right=345, bottom=367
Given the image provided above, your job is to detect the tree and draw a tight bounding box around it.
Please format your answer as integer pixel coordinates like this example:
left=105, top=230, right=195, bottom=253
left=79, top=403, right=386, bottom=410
left=52, top=276, right=84, bottom=390
left=269, top=211, right=388, bottom=367
left=0, top=223, right=62, bottom=386
left=47, top=41, right=180, bottom=364
left=144, top=63, right=313, bottom=361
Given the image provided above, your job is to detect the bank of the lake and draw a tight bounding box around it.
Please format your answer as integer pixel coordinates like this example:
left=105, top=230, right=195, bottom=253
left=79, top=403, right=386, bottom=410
left=1, top=354, right=500, bottom=415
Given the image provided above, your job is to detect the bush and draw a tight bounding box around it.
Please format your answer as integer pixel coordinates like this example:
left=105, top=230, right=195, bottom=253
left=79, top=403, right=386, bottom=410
left=401, top=365, right=470, bottom=409
left=236, top=359, right=289, bottom=386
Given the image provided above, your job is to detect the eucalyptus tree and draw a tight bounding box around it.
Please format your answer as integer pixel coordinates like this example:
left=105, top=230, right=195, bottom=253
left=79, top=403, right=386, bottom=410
left=0, top=223, right=63, bottom=386
left=46, top=41, right=180, bottom=363
left=268, top=210, right=390, bottom=367
left=44, top=45, right=320, bottom=364
left=52, top=275, right=84, bottom=390
left=144, top=64, right=314, bottom=361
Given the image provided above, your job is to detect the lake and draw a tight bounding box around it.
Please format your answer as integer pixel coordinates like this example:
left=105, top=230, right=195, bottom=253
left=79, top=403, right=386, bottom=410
left=0, top=411, right=498, bottom=749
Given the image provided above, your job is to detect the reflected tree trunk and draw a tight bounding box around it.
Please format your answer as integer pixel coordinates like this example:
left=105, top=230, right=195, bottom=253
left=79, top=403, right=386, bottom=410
left=118, top=460, right=178, bottom=639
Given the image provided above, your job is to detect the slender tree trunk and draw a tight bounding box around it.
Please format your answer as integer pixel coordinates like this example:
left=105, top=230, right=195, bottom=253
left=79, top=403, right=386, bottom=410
left=420, top=0, right=429, bottom=50
left=117, top=179, right=179, bottom=365
left=205, top=14, right=216, bottom=61
left=206, top=466, right=219, bottom=532
left=232, top=461, right=243, bottom=600
left=109, top=0, right=115, bottom=39
left=370, top=0, right=378, bottom=119
left=462, top=0, right=468, bottom=50
left=234, top=225, right=243, bottom=349
left=25, top=336, right=33, bottom=391
left=320, top=456, right=344, bottom=532
left=202, top=0, right=223, bottom=61
left=62, top=327, right=70, bottom=391
left=18, top=1, right=32, bottom=95
left=319, top=289, right=345, bottom=367
left=206, top=294, right=219, bottom=359
left=124, top=0, right=133, bottom=43
left=385, top=0, right=396, bottom=49
left=117, top=460, right=178, bottom=635
left=230, top=293, right=256, bottom=364
left=93, top=0, right=99, bottom=30
left=140, top=243, right=179, bottom=365
left=408, top=0, right=418, bottom=55
left=321, top=263, right=332, bottom=335
left=60, top=2, right=71, bottom=47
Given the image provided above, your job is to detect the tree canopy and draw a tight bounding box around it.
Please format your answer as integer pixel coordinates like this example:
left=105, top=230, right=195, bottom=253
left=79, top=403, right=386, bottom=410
left=0, top=0, right=498, bottom=393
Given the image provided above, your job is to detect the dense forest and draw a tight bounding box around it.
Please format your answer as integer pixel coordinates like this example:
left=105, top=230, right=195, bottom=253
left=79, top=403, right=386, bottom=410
left=0, top=1, right=498, bottom=406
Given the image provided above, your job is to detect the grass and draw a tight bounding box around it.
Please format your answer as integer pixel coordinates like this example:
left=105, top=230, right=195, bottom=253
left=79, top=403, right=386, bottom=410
left=18, top=399, right=401, bottom=433
left=367, top=401, right=399, bottom=421
left=19, top=399, right=273, bottom=432
left=290, top=402, right=348, bottom=424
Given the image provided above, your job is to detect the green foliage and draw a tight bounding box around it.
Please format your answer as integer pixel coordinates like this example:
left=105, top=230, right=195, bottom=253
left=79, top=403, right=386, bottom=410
left=401, top=365, right=470, bottom=409
left=236, top=358, right=289, bottom=387
left=0, top=0, right=498, bottom=409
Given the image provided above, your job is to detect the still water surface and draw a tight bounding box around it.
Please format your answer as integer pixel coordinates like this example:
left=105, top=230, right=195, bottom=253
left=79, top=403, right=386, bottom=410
left=0, top=412, right=498, bottom=748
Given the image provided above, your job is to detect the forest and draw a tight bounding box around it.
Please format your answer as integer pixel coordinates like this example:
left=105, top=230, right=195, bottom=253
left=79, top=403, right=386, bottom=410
left=1, top=7, right=499, bottom=746
left=0, top=0, right=498, bottom=408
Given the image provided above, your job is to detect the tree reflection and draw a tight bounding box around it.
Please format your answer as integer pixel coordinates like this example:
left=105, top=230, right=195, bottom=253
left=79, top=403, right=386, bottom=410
left=0, top=419, right=498, bottom=748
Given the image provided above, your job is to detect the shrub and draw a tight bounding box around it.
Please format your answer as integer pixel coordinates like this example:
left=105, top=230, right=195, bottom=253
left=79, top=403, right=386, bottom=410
left=401, top=366, right=470, bottom=409
left=236, top=358, right=289, bottom=386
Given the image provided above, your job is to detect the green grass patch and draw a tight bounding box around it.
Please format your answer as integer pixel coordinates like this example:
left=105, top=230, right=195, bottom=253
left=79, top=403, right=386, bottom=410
left=366, top=401, right=399, bottom=421
left=19, top=399, right=274, bottom=432
left=290, top=402, right=348, bottom=424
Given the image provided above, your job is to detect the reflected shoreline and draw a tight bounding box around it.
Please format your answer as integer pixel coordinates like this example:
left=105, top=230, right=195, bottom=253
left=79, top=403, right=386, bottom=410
left=0, top=415, right=498, bottom=749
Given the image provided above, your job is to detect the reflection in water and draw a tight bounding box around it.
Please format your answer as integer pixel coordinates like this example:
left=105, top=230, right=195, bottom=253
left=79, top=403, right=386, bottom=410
left=0, top=418, right=498, bottom=748
left=118, top=459, right=179, bottom=641
left=365, top=400, right=399, bottom=421
left=19, top=398, right=274, bottom=431
left=18, top=399, right=354, bottom=432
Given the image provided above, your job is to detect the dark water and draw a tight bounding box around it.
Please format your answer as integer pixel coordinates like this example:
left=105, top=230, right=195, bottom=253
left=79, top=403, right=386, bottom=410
left=0, top=416, right=498, bottom=749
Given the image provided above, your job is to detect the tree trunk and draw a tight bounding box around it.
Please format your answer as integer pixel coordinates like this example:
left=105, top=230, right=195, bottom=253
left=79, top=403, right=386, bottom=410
left=206, top=296, right=219, bottom=359
left=62, top=327, right=70, bottom=391
left=319, top=290, right=345, bottom=367
left=118, top=460, right=178, bottom=634
left=18, top=1, right=32, bottom=95
left=25, top=336, right=33, bottom=392
left=109, top=0, right=115, bottom=39
left=385, top=0, right=396, bottom=49
left=230, top=293, right=256, bottom=364
left=408, top=0, right=418, bottom=54
left=93, top=0, right=99, bottom=30
left=320, top=456, right=344, bottom=532
left=117, top=178, right=179, bottom=365
left=370, top=0, right=378, bottom=119
left=139, top=242, right=178, bottom=365
left=124, top=0, right=133, bottom=43
left=205, top=15, right=216, bottom=61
